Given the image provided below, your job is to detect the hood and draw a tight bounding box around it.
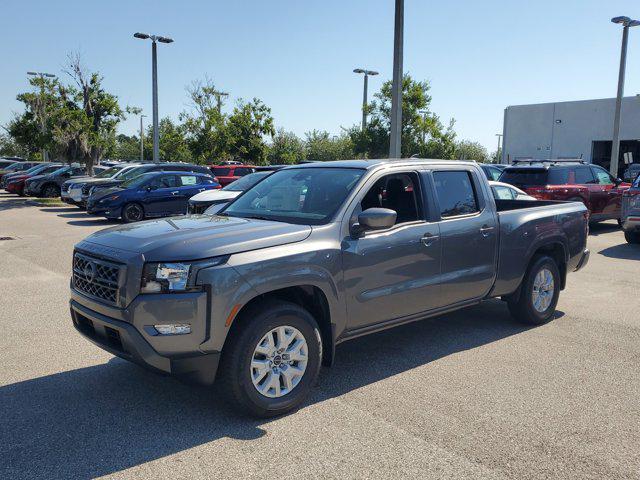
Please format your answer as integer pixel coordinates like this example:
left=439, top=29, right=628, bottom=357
left=189, top=189, right=240, bottom=203
left=80, top=215, right=312, bottom=261
left=90, top=186, right=124, bottom=201
left=26, top=174, right=50, bottom=183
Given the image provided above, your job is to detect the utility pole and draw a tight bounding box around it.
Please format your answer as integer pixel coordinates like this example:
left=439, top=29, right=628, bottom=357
left=610, top=16, right=640, bottom=177
left=389, top=0, right=404, bottom=159
left=134, top=32, right=174, bottom=163
left=215, top=91, right=229, bottom=114
left=495, top=133, right=503, bottom=163
left=139, top=114, right=147, bottom=161
left=27, top=71, right=56, bottom=162
left=353, top=69, right=379, bottom=130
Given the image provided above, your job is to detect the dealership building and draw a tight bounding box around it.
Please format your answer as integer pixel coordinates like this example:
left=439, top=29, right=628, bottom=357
left=501, top=96, right=640, bottom=172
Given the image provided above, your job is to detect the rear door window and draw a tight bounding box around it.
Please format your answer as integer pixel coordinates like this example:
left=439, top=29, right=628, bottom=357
left=213, top=167, right=231, bottom=176
left=149, top=175, right=178, bottom=189
left=500, top=169, right=548, bottom=187
left=434, top=171, right=479, bottom=218
left=179, top=175, right=199, bottom=186
left=235, top=167, right=253, bottom=176
left=574, top=166, right=596, bottom=184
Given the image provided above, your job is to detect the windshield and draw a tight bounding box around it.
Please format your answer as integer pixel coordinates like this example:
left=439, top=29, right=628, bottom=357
left=120, top=173, right=152, bottom=188
left=222, top=172, right=270, bottom=191
left=117, top=166, right=149, bottom=182
left=221, top=167, right=365, bottom=225
left=48, top=166, right=70, bottom=176
left=95, top=166, right=120, bottom=178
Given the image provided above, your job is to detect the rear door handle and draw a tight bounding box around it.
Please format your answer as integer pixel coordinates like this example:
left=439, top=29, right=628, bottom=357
left=480, top=225, right=495, bottom=237
left=171, top=191, right=180, bottom=196
left=421, top=233, right=439, bottom=247
left=198, top=188, right=206, bottom=192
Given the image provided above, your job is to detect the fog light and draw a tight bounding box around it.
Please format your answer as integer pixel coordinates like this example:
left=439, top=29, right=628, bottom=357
left=154, top=324, right=191, bottom=335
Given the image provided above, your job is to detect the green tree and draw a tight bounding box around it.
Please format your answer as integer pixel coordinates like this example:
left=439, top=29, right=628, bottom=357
left=0, top=131, right=29, bottom=158
left=225, top=98, right=275, bottom=165
left=112, top=134, right=141, bottom=161
left=268, top=129, right=305, bottom=164
left=143, top=118, right=193, bottom=162
left=305, top=130, right=354, bottom=162
left=454, top=140, right=489, bottom=162
left=349, top=74, right=456, bottom=159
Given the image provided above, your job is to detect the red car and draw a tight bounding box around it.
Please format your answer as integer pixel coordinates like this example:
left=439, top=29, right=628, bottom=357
left=4, top=164, right=63, bottom=196
left=210, top=164, right=255, bottom=187
left=499, top=161, right=631, bottom=222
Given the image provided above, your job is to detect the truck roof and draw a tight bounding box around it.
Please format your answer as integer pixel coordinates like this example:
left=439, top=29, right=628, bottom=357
left=288, top=158, right=477, bottom=170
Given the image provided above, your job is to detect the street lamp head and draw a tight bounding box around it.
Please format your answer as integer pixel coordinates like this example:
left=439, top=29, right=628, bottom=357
left=27, top=71, right=38, bottom=76
left=611, top=16, right=640, bottom=27
left=367, top=70, right=380, bottom=76
left=134, top=32, right=150, bottom=39
left=353, top=68, right=365, bottom=74
left=612, top=16, right=631, bottom=24
left=157, top=36, right=174, bottom=44
left=44, top=73, right=56, bottom=78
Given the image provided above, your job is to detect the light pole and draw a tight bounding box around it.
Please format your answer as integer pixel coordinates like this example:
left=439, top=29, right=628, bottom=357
left=495, top=133, right=503, bottom=163
left=353, top=68, right=379, bottom=130
left=418, top=109, right=429, bottom=143
left=389, top=0, right=404, bottom=159
left=139, top=114, right=147, bottom=161
left=610, top=16, right=640, bottom=177
left=134, top=32, right=174, bottom=163
left=27, top=71, right=56, bottom=162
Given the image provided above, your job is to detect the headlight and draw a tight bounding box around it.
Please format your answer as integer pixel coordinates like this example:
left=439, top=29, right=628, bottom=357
left=140, top=256, right=228, bottom=294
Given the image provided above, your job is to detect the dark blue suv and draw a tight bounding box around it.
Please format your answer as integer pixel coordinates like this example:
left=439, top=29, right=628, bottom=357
left=87, top=171, right=220, bottom=222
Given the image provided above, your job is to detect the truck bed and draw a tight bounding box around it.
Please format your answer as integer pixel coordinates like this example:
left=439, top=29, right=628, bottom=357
left=491, top=199, right=588, bottom=298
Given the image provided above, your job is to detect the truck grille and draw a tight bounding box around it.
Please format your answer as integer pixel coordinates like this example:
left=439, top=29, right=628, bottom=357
left=72, top=252, right=122, bottom=304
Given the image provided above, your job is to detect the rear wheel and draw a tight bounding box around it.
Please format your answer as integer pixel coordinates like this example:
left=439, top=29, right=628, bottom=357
left=121, top=203, right=144, bottom=223
left=42, top=184, right=59, bottom=198
left=625, top=231, right=640, bottom=244
left=508, top=255, right=560, bottom=325
left=218, top=300, right=322, bottom=417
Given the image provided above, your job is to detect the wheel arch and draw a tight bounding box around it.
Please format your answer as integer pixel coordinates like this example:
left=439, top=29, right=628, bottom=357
left=225, top=285, right=335, bottom=367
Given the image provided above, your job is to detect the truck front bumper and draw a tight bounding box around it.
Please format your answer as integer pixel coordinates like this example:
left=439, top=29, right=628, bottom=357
left=574, top=248, right=590, bottom=272
left=70, top=298, right=220, bottom=385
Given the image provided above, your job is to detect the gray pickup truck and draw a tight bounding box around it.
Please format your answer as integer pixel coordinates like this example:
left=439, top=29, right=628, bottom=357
left=70, top=159, right=590, bottom=416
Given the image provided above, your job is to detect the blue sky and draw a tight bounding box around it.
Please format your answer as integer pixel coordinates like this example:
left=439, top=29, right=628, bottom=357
left=2, top=0, right=640, bottom=152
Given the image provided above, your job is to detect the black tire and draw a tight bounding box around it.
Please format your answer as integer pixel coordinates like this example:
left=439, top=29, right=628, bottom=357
left=508, top=255, right=560, bottom=325
left=42, top=183, right=60, bottom=198
left=625, top=231, right=640, bottom=244
left=121, top=202, right=145, bottom=223
left=218, top=300, right=323, bottom=418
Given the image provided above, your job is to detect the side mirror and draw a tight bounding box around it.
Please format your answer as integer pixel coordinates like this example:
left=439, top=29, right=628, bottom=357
left=351, top=208, right=397, bottom=236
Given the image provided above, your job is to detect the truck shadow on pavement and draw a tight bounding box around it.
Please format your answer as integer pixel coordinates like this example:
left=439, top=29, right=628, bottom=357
left=0, top=300, right=542, bottom=479
left=598, top=243, right=640, bottom=261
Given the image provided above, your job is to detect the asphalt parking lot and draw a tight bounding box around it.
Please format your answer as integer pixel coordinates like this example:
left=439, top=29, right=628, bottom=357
left=1, top=193, right=639, bottom=480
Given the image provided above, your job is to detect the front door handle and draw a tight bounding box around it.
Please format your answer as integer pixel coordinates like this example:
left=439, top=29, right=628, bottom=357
left=480, top=225, right=495, bottom=237
left=421, top=233, right=439, bottom=247
left=171, top=191, right=180, bottom=196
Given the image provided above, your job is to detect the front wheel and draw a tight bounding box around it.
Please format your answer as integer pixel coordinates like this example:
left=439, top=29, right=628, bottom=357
left=42, top=184, right=60, bottom=198
left=218, top=300, right=322, bottom=417
left=508, top=255, right=560, bottom=325
left=121, top=203, right=144, bottom=223
left=625, top=231, right=640, bottom=244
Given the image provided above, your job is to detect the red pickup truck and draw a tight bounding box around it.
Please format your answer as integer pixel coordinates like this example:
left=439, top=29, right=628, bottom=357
left=210, top=164, right=255, bottom=187
left=499, top=161, right=631, bottom=223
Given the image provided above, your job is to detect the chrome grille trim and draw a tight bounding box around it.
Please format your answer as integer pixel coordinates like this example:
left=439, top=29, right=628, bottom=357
left=72, top=252, right=123, bottom=305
